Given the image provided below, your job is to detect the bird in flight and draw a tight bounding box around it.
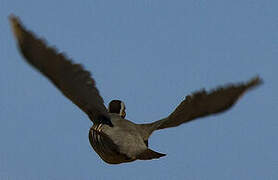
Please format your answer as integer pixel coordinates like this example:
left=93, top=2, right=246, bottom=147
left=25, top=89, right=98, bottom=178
left=10, top=15, right=262, bottom=164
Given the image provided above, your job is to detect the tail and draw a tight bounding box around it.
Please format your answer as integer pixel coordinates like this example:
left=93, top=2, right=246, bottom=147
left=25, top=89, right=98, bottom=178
left=137, top=149, right=166, bottom=160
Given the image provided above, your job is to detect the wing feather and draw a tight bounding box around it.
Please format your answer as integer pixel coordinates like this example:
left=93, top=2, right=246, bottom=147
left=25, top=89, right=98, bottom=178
left=9, top=15, right=110, bottom=125
left=140, top=77, right=262, bottom=138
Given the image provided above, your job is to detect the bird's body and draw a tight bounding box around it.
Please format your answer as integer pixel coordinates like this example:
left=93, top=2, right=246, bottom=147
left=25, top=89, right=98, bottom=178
left=89, top=113, right=166, bottom=164
left=9, top=15, right=262, bottom=164
left=89, top=114, right=146, bottom=164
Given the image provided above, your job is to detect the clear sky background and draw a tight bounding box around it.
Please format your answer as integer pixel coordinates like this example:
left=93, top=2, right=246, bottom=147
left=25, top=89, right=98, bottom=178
left=0, top=0, right=277, bottom=179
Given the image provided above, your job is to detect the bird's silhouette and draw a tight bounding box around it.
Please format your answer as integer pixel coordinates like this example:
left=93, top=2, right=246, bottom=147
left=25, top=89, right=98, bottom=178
left=10, top=15, right=262, bottom=164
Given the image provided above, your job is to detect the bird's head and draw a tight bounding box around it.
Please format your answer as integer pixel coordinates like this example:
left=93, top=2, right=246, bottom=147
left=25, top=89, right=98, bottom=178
left=108, top=100, right=126, bottom=118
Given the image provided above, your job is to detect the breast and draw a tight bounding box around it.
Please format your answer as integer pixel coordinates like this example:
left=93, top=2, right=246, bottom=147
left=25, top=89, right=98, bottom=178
left=88, top=124, right=134, bottom=164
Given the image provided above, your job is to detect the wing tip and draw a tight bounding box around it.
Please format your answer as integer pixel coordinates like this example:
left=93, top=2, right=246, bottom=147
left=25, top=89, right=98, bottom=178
left=9, top=14, right=24, bottom=42
left=235, top=76, right=263, bottom=102
left=246, top=76, right=263, bottom=89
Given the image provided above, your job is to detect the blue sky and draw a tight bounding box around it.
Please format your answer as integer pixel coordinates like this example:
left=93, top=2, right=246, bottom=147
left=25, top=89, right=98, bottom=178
left=0, top=0, right=277, bottom=179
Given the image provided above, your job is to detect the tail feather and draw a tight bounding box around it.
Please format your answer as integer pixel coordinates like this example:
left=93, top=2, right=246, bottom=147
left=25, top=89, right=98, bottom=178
left=137, top=149, right=166, bottom=160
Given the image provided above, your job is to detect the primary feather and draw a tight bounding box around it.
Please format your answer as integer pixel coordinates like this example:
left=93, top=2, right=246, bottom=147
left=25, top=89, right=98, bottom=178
left=9, top=15, right=111, bottom=125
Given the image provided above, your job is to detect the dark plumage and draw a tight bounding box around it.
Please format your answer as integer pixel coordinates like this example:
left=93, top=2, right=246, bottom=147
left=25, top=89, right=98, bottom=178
left=10, top=15, right=262, bottom=164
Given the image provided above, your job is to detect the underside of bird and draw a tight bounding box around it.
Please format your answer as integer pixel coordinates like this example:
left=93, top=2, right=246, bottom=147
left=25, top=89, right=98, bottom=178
left=89, top=125, right=165, bottom=164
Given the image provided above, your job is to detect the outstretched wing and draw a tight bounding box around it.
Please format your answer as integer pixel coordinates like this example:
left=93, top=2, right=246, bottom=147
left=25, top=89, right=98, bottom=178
left=9, top=15, right=112, bottom=126
left=140, top=77, right=262, bottom=137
